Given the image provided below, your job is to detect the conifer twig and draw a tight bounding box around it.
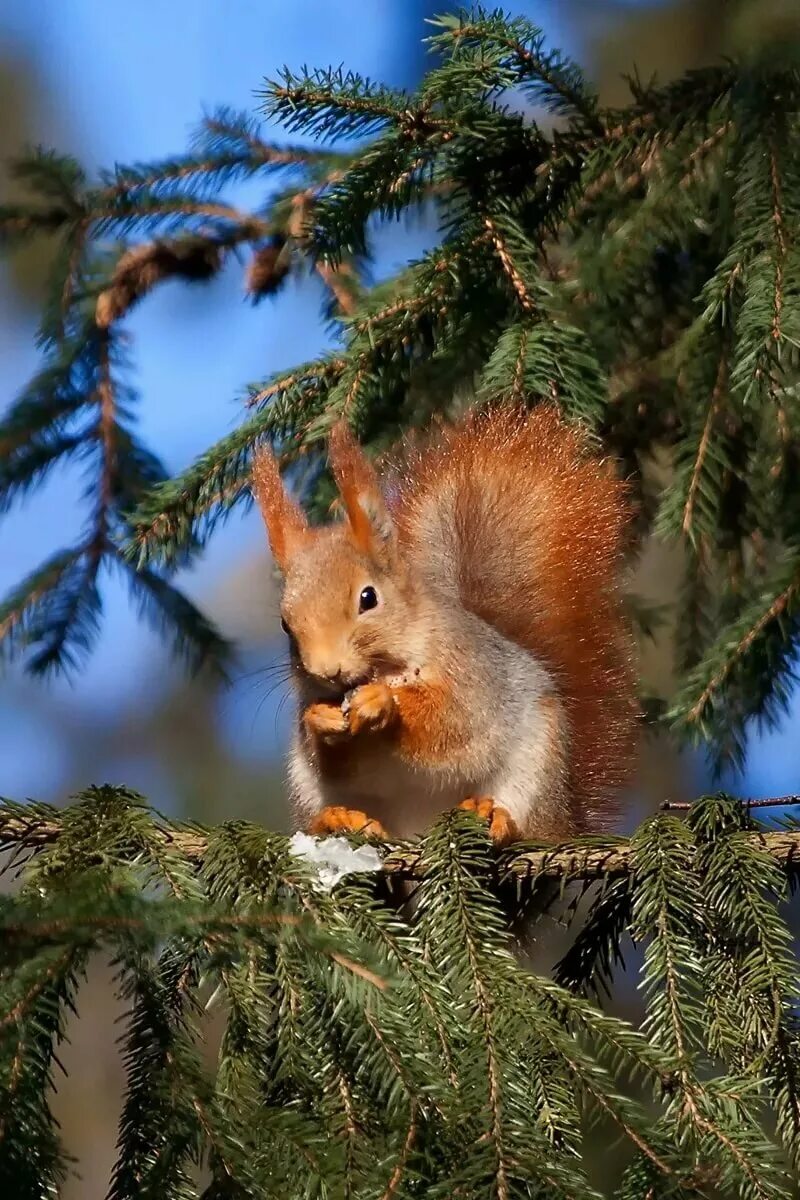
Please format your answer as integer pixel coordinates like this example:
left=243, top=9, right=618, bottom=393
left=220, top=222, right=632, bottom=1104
left=289, top=188, right=357, bottom=316
left=482, top=215, right=535, bottom=312
left=662, top=795, right=800, bottom=811
left=768, top=139, right=787, bottom=344
left=685, top=574, right=800, bottom=725
left=682, top=354, right=727, bottom=540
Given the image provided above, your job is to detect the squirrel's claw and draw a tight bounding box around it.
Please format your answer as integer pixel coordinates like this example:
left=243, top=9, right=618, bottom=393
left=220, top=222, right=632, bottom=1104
left=458, top=796, right=519, bottom=846
left=347, top=681, right=397, bottom=735
left=308, top=806, right=387, bottom=838
left=304, top=702, right=349, bottom=742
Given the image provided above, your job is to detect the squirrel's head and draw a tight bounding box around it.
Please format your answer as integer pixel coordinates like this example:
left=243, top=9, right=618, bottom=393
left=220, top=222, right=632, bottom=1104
left=251, top=424, right=417, bottom=698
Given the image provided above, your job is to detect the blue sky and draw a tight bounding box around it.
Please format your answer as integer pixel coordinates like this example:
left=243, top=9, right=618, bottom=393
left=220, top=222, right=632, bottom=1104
left=0, top=1, right=797, bottom=807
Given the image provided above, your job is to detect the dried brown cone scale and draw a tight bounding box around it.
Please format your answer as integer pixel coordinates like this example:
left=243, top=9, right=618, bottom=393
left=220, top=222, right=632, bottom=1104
left=96, top=237, right=223, bottom=327
left=245, top=237, right=291, bottom=300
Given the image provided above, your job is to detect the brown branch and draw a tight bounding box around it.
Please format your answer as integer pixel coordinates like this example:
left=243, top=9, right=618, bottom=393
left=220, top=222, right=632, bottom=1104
left=289, top=189, right=357, bottom=317
left=564, top=158, right=645, bottom=225
left=1, top=912, right=302, bottom=939
left=245, top=359, right=346, bottom=409
left=338, top=364, right=368, bottom=422
left=0, top=909, right=387, bottom=990
left=445, top=832, right=510, bottom=1199
left=200, top=119, right=318, bottom=168
left=352, top=290, right=446, bottom=335
left=0, top=949, right=74, bottom=1032
left=662, top=795, right=800, bottom=812
left=271, top=84, right=400, bottom=125
left=682, top=354, right=727, bottom=540
left=59, top=219, right=88, bottom=335
left=686, top=576, right=800, bottom=724
left=681, top=120, right=733, bottom=183
left=99, top=140, right=317, bottom=204
left=381, top=1104, right=418, bottom=1200
left=316, top=260, right=358, bottom=316
left=104, top=159, right=226, bottom=194
left=88, top=328, right=116, bottom=566
left=770, top=382, right=791, bottom=479
left=3, top=808, right=800, bottom=882
left=768, top=139, right=787, bottom=343
left=330, top=951, right=388, bottom=990
left=482, top=215, right=535, bottom=312
left=0, top=1035, right=25, bottom=1145
left=0, top=556, right=75, bottom=643
left=510, top=327, right=529, bottom=403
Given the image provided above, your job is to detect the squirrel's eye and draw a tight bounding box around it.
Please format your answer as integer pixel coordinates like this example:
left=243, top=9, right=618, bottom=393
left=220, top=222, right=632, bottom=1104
left=280, top=616, right=290, bottom=636
left=358, top=586, right=379, bottom=614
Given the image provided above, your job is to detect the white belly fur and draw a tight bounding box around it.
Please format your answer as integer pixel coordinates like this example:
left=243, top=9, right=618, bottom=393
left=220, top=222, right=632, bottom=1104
left=290, top=737, right=483, bottom=841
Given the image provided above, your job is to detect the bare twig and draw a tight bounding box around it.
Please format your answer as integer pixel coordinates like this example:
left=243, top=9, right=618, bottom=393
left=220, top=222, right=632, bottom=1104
left=662, top=795, right=800, bottom=812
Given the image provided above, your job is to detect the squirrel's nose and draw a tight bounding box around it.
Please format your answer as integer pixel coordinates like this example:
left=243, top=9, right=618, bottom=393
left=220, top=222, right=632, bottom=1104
left=304, top=659, right=344, bottom=687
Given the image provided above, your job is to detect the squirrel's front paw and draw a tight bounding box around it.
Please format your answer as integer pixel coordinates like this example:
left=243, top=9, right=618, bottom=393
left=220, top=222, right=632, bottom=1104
left=304, top=702, right=349, bottom=742
left=345, top=681, right=397, bottom=735
left=458, top=796, right=519, bottom=846
left=308, top=806, right=387, bottom=838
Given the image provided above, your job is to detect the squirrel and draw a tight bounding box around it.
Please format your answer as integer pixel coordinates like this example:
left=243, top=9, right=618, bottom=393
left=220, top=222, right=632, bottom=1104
left=251, top=404, right=638, bottom=845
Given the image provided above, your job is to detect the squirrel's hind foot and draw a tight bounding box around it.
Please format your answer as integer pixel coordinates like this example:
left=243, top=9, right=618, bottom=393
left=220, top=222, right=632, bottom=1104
left=308, top=806, right=387, bottom=839
left=458, top=796, right=519, bottom=846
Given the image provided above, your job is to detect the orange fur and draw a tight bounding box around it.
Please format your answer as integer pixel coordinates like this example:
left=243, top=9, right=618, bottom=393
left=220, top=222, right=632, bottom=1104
left=308, top=806, right=387, bottom=838
left=251, top=444, right=308, bottom=569
left=347, top=680, right=397, bottom=734
left=392, top=677, right=471, bottom=763
left=459, top=797, right=519, bottom=846
left=391, top=405, right=637, bottom=831
left=328, top=422, right=395, bottom=563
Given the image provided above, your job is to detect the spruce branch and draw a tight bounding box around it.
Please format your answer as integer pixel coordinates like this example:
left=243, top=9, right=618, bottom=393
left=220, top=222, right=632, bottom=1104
left=669, top=550, right=800, bottom=766
left=125, top=367, right=337, bottom=569
left=680, top=354, right=729, bottom=543
left=429, top=8, right=603, bottom=132
left=0, top=949, right=81, bottom=1198
left=416, top=811, right=601, bottom=1199
left=630, top=813, right=787, bottom=1199
left=120, top=559, right=233, bottom=678
left=1, top=787, right=800, bottom=1195
left=260, top=68, right=420, bottom=142
left=655, top=340, right=732, bottom=550
left=553, top=873, right=633, bottom=997
left=0, top=548, right=101, bottom=676
left=287, top=187, right=360, bottom=314
left=481, top=213, right=536, bottom=312
left=687, top=795, right=800, bottom=1168
left=4, top=791, right=800, bottom=896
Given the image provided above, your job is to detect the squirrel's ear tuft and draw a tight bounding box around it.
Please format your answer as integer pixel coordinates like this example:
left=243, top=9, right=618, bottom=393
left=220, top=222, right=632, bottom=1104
left=250, top=443, right=308, bottom=571
left=328, top=421, right=395, bottom=563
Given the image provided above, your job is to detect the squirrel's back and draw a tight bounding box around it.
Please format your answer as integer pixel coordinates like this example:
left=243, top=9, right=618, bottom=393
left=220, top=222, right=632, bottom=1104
left=391, top=405, right=637, bottom=830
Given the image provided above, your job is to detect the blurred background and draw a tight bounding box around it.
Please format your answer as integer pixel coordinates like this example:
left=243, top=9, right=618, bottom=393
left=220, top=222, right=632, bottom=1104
left=2, top=1, right=800, bottom=1193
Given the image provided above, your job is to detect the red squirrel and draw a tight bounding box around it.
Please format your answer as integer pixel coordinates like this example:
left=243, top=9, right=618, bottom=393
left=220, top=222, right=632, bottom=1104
left=251, top=404, right=638, bottom=844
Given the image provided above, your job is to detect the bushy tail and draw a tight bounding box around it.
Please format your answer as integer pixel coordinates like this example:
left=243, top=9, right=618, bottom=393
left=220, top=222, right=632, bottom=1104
left=392, top=405, right=638, bottom=830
